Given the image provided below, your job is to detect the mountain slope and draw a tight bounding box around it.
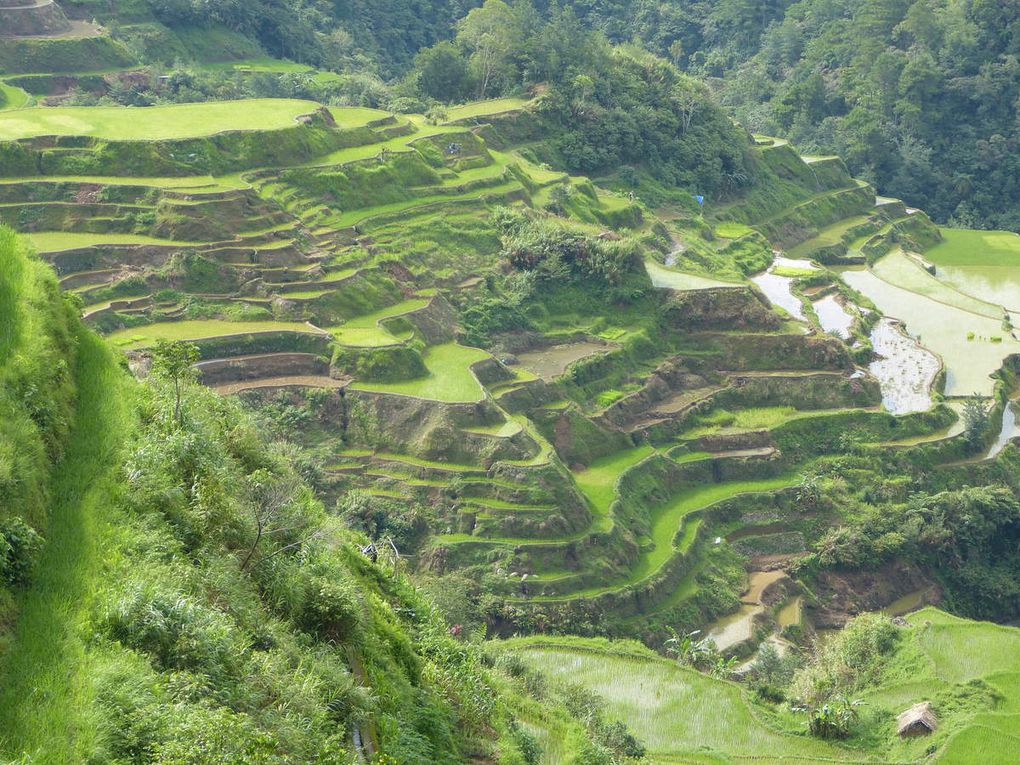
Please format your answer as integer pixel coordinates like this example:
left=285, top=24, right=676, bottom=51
left=0, top=225, right=620, bottom=764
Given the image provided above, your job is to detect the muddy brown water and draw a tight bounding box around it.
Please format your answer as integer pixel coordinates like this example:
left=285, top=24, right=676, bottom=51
left=515, top=342, right=612, bottom=380
left=881, top=589, right=929, bottom=617
left=704, top=570, right=788, bottom=651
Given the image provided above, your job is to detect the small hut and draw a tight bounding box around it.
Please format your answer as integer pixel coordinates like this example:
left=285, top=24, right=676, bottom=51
left=897, top=701, right=937, bottom=737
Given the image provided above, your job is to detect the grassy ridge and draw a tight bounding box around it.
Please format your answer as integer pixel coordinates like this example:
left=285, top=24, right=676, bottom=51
left=0, top=332, right=133, bottom=762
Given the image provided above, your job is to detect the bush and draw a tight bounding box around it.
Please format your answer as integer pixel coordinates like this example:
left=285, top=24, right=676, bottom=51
left=290, top=569, right=362, bottom=642
left=0, top=517, right=43, bottom=587
left=101, top=584, right=239, bottom=676
left=792, top=613, right=898, bottom=704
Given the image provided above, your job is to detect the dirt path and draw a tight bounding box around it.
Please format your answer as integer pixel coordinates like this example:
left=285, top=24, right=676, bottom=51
left=0, top=333, right=132, bottom=763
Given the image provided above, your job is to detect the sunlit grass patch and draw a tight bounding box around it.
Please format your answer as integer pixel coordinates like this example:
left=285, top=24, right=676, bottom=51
left=0, top=99, right=320, bottom=141
left=573, top=445, right=656, bottom=519
left=714, top=221, right=755, bottom=239
left=350, top=342, right=490, bottom=402
left=444, top=97, right=529, bottom=122
left=107, top=320, right=318, bottom=349
left=26, top=231, right=206, bottom=252
left=927, top=228, right=1020, bottom=268
left=328, top=298, right=428, bottom=347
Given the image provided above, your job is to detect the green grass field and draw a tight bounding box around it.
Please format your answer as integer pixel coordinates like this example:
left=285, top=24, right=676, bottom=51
left=787, top=214, right=870, bottom=259
left=350, top=342, right=490, bottom=402
left=26, top=231, right=206, bottom=251
left=0, top=174, right=245, bottom=190
left=329, top=298, right=428, bottom=347
left=573, top=445, right=656, bottom=526
left=0, top=82, right=31, bottom=111
left=926, top=228, right=1020, bottom=268
left=0, top=99, right=322, bottom=141
left=713, top=221, right=755, bottom=239
left=444, top=97, right=529, bottom=121
left=107, top=319, right=320, bottom=348
left=681, top=406, right=803, bottom=438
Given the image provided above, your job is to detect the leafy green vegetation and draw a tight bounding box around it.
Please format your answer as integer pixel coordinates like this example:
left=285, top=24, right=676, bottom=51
left=107, top=320, right=320, bottom=348
left=0, top=227, right=615, bottom=763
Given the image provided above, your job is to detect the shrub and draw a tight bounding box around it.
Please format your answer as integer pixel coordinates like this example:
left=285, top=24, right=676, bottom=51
left=807, top=696, right=862, bottom=740
left=150, top=705, right=280, bottom=764
left=291, top=570, right=362, bottom=642
left=791, top=613, right=898, bottom=703
left=0, top=517, right=43, bottom=587
left=101, top=584, right=238, bottom=676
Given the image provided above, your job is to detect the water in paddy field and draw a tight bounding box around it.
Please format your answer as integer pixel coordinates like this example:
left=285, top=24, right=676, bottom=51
left=515, top=342, right=611, bottom=380
left=868, top=318, right=941, bottom=415
left=882, top=589, right=930, bottom=617
left=752, top=272, right=805, bottom=319
left=705, top=604, right=759, bottom=651
left=644, top=259, right=731, bottom=290
left=772, top=256, right=818, bottom=272
left=751, top=254, right=820, bottom=321
left=937, top=265, right=1020, bottom=312
left=704, top=570, right=787, bottom=651
left=777, top=596, right=802, bottom=629
left=839, top=265, right=1020, bottom=396
left=813, top=294, right=854, bottom=339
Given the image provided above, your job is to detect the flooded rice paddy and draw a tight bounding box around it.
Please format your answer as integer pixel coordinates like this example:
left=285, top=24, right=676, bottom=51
left=985, top=401, right=1020, bottom=460
left=867, top=318, right=941, bottom=415
left=645, top=258, right=734, bottom=290
left=751, top=255, right=820, bottom=322
left=840, top=266, right=1018, bottom=396
left=752, top=272, right=804, bottom=320
left=705, top=570, right=787, bottom=651
left=813, top=295, right=854, bottom=339
left=936, top=265, right=1020, bottom=312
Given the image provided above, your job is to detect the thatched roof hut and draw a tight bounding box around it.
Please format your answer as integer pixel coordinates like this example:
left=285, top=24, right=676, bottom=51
left=897, top=701, right=937, bottom=737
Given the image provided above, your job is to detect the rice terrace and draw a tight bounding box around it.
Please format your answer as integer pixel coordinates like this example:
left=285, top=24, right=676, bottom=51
left=1, top=1, right=1020, bottom=763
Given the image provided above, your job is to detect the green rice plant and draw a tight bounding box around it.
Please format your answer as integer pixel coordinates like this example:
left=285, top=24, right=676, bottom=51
left=926, top=228, right=1020, bottom=268
left=350, top=342, right=491, bottom=402
left=509, top=642, right=854, bottom=761
left=0, top=100, right=322, bottom=142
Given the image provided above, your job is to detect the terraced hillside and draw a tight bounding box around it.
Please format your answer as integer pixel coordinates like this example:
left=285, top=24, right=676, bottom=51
left=1, top=89, right=1018, bottom=660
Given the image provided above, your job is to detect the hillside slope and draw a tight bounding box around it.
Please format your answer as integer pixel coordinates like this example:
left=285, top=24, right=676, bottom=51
left=0, top=225, right=623, bottom=765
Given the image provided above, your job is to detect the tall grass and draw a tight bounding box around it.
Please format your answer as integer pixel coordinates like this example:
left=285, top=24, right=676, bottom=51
left=0, top=332, right=134, bottom=763
left=0, top=226, right=25, bottom=362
